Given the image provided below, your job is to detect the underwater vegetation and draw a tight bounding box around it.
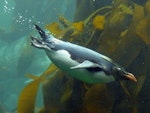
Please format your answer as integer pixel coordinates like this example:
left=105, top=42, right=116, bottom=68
left=0, top=102, right=6, bottom=113
left=17, top=0, right=150, bottom=113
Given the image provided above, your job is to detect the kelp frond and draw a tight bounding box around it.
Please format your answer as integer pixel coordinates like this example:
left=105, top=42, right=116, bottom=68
left=17, top=64, right=58, bottom=113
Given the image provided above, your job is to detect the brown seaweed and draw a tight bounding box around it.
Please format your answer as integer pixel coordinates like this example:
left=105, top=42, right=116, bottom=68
left=83, top=84, right=114, bottom=113
left=17, top=77, right=41, bottom=113
left=0, top=103, right=6, bottom=113
left=92, top=15, right=105, bottom=30
left=45, top=22, right=63, bottom=37
left=17, top=64, right=58, bottom=113
left=136, top=17, right=150, bottom=45
left=42, top=71, right=73, bottom=113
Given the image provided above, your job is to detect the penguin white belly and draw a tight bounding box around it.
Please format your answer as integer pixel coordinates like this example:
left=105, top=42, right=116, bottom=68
left=48, top=50, right=115, bottom=84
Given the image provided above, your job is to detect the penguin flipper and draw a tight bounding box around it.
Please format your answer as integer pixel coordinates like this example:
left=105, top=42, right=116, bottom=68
left=70, top=60, right=103, bottom=69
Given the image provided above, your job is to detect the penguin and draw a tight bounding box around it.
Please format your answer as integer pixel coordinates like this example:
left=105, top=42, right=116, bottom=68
left=30, top=24, right=137, bottom=84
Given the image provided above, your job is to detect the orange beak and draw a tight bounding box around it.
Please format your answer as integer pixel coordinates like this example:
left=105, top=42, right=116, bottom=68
left=126, top=73, right=137, bottom=82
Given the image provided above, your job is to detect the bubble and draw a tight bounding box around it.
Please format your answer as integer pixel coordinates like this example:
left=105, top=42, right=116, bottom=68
left=4, top=0, right=8, bottom=4
left=19, top=15, right=23, bottom=19
left=17, top=13, right=20, bottom=16
left=28, top=19, right=31, bottom=22
left=3, top=0, right=14, bottom=13
left=37, top=21, right=41, bottom=24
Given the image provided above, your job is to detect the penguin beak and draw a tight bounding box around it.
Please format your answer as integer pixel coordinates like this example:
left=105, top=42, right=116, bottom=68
left=125, top=73, right=137, bottom=82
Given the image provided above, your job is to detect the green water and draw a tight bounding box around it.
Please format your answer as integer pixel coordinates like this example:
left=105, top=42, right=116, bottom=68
left=0, top=0, right=149, bottom=113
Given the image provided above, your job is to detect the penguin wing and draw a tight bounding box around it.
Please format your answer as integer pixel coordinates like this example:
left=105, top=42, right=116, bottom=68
left=70, top=60, right=104, bottom=70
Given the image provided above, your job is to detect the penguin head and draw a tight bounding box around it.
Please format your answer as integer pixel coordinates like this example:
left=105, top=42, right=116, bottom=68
left=113, top=67, right=137, bottom=82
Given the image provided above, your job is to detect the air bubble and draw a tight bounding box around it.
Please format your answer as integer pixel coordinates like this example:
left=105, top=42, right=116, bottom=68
left=28, top=19, right=31, bottom=22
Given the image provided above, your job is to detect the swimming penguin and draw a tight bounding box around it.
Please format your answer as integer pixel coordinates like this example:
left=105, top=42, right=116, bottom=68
left=30, top=25, right=137, bottom=84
